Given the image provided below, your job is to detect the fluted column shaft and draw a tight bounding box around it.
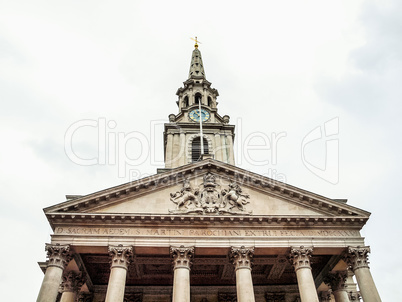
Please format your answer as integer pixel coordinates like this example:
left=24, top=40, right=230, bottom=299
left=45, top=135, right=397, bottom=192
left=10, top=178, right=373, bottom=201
left=37, top=244, right=72, bottom=302
left=230, top=246, right=255, bottom=302
left=324, top=271, right=350, bottom=302
left=105, top=245, right=133, bottom=302
left=171, top=246, right=194, bottom=302
left=345, top=246, right=381, bottom=302
left=289, top=246, right=319, bottom=302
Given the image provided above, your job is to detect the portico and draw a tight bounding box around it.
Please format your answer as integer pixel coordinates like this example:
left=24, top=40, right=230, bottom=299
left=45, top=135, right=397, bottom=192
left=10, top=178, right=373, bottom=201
left=37, top=161, right=381, bottom=302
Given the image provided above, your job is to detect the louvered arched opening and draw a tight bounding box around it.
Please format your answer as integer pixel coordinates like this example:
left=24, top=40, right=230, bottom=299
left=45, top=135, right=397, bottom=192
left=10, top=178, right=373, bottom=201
left=195, top=93, right=202, bottom=105
left=191, top=137, right=209, bottom=162
left=183, top=96, right=189, bottom=108
left=207, top=96, right=212, bottom=107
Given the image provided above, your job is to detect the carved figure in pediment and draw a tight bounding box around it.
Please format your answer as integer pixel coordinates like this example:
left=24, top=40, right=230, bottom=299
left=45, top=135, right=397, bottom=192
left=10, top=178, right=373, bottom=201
left=169, top=174, right=252, bottom=215
left=199, top=173, right=222, bottom=213
left=170, top=179, right=198, bottom=210
left=222, top=182, right=250, bottom=212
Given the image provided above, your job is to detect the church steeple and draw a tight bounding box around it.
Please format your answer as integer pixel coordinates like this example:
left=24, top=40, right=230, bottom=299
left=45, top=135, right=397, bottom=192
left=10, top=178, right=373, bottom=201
left=163, top=42, right=235, bottom=169
left=188, top=46, right=206, bottom=79
left=175, top=44, right=218, bottom=112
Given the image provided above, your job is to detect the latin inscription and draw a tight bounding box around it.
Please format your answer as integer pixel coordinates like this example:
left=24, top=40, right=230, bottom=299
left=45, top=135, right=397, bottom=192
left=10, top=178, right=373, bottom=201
left=54, top=227, right=360, bottom=238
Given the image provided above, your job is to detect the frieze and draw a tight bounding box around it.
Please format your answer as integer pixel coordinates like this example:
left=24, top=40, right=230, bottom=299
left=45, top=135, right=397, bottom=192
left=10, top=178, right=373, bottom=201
left=54, top=227, right=360, bottom=238
left=169, top=173, right=251, bottom=215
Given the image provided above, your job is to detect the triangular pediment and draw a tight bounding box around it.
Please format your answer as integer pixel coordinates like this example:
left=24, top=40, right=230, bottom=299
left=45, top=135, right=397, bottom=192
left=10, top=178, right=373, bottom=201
left=45, top=160, right=370, bottom=228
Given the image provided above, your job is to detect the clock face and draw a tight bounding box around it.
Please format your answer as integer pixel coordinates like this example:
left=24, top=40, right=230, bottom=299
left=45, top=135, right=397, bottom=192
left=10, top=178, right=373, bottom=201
left=189, top=108, right=211, bottom=122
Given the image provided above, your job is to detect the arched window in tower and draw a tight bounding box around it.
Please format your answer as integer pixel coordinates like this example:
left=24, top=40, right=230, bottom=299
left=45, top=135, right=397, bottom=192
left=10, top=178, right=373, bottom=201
left=183, top=96, right=189, bottom=108
left=191, top=137, right=209, bottom=162
left=195, top=93, right=202, bottom=105
left=207, top=96, right=212, bottom=107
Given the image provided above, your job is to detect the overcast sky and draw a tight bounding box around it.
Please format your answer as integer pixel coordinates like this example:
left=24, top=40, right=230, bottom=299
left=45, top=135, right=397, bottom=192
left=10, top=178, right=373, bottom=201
left=1, top=0, right=401, bottom=301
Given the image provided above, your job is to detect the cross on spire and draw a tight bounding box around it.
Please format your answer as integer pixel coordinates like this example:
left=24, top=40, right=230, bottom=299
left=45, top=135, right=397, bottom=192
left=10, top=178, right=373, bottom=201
left=190, top=36, right=202, bottom=48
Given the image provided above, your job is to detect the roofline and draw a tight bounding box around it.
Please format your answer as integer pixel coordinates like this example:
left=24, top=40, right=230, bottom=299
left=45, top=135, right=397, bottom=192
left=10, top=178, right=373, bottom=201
left=43, top=159, right=371, bottom=218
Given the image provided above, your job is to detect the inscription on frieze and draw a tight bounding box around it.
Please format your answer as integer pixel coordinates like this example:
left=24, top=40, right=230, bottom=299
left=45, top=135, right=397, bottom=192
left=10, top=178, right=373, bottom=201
left=55, top=227, right=360, bottom=238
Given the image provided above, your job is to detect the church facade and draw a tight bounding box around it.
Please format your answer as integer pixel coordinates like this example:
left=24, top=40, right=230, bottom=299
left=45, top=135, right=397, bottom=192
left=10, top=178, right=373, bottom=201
left=36, top=43, right=381, bottom=302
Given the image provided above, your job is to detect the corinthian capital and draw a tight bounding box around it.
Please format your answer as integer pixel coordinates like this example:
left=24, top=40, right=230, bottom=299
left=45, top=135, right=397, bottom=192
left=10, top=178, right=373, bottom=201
left=108, top=244, right=133, bottom=270
left=289, top=246, right=313, bottom=271
left=344, top=246, right=370, bottom=272
left=170, top=245, right=194, bottom=270
left=45, top=243, right=72, bottom=269
left=230, top=246, right=254, bottom=270
left=323, top=271, right=348, bottom=292
left=60, top=271, right=86, bottom=293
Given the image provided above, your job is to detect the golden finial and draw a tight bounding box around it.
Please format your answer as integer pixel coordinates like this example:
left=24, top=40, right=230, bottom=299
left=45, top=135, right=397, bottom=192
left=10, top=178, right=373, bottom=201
left=190, top=36, right=202, bottom=48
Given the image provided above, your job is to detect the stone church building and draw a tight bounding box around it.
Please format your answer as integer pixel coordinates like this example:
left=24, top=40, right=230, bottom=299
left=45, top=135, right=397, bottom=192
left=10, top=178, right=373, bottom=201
left=36, top=42, right=381, bottom=302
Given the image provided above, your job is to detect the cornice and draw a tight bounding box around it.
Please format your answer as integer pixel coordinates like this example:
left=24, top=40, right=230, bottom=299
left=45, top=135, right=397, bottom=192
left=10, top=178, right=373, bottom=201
left=164, top=123, right=235, bottom=133
left=46, top=212, right=368, bottom=230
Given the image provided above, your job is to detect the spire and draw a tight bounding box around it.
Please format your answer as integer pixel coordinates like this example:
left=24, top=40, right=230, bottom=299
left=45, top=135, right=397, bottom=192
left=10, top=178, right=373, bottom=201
left=188, top=43, right=206, bottom=79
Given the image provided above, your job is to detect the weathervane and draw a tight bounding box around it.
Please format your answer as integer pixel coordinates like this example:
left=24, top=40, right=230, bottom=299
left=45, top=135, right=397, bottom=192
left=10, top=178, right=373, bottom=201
left=190, top=36, right=202, bottom=48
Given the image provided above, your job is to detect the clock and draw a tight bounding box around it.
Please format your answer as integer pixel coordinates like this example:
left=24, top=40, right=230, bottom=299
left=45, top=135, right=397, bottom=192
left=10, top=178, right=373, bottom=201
left=189, top=108, right=211, bottom=122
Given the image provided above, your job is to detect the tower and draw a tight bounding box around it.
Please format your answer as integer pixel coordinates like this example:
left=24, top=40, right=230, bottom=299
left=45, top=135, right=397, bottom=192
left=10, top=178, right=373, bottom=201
left=164, top=42, right=235, bottom=168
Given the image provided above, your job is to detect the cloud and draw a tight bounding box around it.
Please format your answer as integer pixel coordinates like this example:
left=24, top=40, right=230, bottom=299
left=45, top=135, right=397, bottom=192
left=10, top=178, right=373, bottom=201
left=352, top=0, right=402, bottom=72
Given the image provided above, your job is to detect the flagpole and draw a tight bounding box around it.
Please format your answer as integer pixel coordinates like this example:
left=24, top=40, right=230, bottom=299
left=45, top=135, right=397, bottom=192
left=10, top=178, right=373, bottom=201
left=198, top=100, right=204, bottom=157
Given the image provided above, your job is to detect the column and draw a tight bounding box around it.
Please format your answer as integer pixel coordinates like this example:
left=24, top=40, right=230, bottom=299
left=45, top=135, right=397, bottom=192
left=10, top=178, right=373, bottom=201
left=105, top=244, right=133, bottom=302
left=289, top=246, right=319, bottom=302
left=170, top=245, right=194, bottom=302
left=345, top=270, right=360, bottom=301
left=60, top=271, right=85, bottom=302
left=344, top=246, right=381, bottom=302
left=323, top=271, right=350, bottom=302
left=36, top=243, right=72, bottom=302
left=230, top=246, right=256, bottom=302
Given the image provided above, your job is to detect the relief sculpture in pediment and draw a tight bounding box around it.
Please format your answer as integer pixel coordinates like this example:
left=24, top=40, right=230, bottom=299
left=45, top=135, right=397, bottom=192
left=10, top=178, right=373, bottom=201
left=169, top=173, right=251, bottom=215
